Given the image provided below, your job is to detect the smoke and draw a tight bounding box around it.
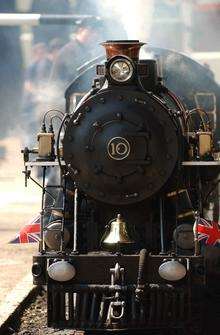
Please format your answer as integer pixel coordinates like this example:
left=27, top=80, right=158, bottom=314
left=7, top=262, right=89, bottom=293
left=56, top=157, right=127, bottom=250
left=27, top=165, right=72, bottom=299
left=98, top=0, right=154, bottom=42
left=1, top=1, right=220, bottom=143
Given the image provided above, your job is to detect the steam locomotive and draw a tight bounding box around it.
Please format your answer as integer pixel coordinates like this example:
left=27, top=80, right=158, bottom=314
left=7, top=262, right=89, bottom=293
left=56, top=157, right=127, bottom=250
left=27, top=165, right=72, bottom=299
left=23, top=40, right=220, bottom=334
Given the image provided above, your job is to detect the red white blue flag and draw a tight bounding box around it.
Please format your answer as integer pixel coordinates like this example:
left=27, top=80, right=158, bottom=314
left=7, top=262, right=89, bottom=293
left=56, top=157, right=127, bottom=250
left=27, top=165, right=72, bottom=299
left=197, top=217, right=220, bottom=246
left=9, top=214, right=41, bottom=244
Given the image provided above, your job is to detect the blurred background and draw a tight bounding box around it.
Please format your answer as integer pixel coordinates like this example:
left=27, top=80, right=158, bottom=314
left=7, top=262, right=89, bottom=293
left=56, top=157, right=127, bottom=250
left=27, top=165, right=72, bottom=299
left=0, top=0, right=220, bottom=304
left=1, top=0, right=220, bottom=152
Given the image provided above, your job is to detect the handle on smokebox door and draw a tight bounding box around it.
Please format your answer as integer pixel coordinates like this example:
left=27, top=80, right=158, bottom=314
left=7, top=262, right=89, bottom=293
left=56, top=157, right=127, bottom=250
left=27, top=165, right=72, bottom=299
left=135, top=248, right=147, bottom=302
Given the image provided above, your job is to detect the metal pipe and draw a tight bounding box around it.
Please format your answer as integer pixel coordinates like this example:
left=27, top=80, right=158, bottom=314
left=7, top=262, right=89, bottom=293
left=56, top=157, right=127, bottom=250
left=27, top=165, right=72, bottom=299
left=60, top=174, right=67, bottom=253
left=98, top=294, right=105, bottom=327
left=0, top=13, right=99, bottom=26
left=52, top=290, right=58, bottom=322
left=149, top=289, right=155, bottom=322
left=39, top=166, right=46, bottom=253
left=193, top=212, right=200, bottom=256
left=159, top=197, right=165, bottom=253
left=135, top=248, right=147, bottom=301
left=74, top=293, right=80, bottom=321
left=81, top=292, right=89, bottom=326
left=73, top=187, right=78, bottom=253
left=163, top=291, right=169, bottom=322
left=89, top=293, right=97, bottom=325
left=59, top=291, right=66, bottom=321
left=179, top=290, right=185, bottom=320
left=131, top=291, right=137, bottom=325
left=156, top=288, right=162, bottom=322
left=172, top=291, right=177, bottom=322
left=139, top=303, right=145, bottom=324
left=63, top=284, right=133, bottom=292
left=68, top=292, right=74, bottom=321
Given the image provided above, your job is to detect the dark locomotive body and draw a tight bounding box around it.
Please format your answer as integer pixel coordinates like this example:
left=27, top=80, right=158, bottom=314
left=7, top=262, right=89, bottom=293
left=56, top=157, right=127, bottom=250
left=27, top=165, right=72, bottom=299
left=25, top=40, right=220, bottom=334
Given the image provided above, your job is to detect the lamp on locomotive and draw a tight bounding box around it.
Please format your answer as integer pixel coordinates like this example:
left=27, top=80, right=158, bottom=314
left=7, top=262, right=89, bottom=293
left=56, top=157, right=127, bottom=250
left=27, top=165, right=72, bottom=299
left=97, top=40, right=158, bottom=91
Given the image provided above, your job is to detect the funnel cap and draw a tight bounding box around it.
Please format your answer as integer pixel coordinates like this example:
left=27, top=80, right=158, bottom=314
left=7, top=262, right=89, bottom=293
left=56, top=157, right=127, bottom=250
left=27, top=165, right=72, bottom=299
left=101, top=40, right=146, bottom=60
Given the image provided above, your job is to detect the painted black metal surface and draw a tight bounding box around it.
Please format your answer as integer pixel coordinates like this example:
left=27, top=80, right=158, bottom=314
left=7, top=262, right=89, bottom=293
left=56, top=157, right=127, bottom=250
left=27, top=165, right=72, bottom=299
left=66, top=47, right=220, bottom=138
left=63, top=88, right=179, bottom=205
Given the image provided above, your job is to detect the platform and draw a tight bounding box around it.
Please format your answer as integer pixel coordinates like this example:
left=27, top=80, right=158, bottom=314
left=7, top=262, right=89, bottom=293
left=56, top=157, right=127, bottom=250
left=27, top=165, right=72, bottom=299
left=0, top=137, right=41, bottom=327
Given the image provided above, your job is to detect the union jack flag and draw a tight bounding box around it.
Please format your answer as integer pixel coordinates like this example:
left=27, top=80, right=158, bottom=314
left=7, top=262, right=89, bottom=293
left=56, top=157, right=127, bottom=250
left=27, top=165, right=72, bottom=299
left=197, top=217, right=220, bottom=246
left=9, top=214, right=41, bottom=244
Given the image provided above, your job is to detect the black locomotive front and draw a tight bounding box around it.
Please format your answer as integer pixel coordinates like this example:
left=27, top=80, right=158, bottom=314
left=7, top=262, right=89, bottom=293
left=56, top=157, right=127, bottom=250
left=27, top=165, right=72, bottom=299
left=28, top=41, right=220, bottom=335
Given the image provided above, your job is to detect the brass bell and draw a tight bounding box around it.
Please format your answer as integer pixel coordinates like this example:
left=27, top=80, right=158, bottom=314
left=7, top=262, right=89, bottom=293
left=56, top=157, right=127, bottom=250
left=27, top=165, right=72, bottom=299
left=101, top=214, right=135, bottom=251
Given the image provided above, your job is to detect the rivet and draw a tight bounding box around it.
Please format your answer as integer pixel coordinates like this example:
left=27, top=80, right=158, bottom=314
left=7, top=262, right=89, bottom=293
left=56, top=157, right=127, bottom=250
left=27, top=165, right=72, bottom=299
left=85, top=105, right=91, bottom=112
left=116, top=112, right=123, bottom=120
left=100, top=97, right=105, bottom=104
left=125, top=192, right=139, bottom=198
left=118, top=95, right=123, bottom=101
left=85, top=145, right=94, bottom=152
left=166, top=153, right=172, bottom=160
left=68, top=135, right=73, bottom=142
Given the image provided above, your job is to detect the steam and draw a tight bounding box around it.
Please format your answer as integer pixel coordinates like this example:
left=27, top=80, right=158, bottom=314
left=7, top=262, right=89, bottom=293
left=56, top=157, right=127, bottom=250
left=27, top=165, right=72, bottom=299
left=34, top=0, right=156, bottom=144
left=1, top=1, right=220, bottom=145
left=98, top=0, right=154, bottom=42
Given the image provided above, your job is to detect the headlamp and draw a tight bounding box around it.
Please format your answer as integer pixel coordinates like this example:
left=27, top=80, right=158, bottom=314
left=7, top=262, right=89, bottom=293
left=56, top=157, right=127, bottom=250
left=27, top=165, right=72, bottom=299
left=47, top=260, right=76, bottom=282
left=109, top=58, right=134, bottom=83
left=173, top=223, right=194, bottom=250
left=158, top=259, right=186, bottom=281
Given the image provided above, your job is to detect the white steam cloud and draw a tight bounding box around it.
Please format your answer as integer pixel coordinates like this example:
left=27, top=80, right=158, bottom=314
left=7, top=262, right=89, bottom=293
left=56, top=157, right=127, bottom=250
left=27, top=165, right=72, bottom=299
left=98, top=0, right=154, bottom=41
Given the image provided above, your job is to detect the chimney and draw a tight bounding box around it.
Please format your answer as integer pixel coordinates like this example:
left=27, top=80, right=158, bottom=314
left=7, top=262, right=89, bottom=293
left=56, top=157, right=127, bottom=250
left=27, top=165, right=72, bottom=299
left=101, top=40, right=145, bottom=61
